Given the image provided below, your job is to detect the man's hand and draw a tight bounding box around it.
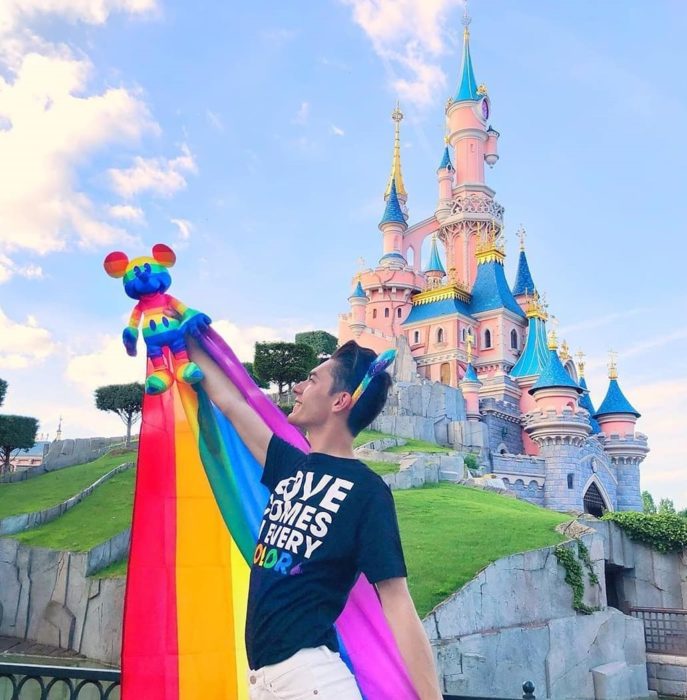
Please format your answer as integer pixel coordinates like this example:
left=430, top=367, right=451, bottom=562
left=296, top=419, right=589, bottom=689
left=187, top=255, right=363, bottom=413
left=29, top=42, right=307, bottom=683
left=123, top=327, right=138, bottom=357
left=376, top=577, right=443, bottom=700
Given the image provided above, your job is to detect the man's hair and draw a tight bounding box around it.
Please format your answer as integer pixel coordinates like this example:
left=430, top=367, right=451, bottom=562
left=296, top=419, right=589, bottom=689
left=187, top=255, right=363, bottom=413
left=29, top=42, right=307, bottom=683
left=329, top=340, right=393, bottom=436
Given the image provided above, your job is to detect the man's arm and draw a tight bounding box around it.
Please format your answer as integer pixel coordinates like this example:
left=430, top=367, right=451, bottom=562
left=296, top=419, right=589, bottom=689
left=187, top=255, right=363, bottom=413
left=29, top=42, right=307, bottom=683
left=377, top=577, right=443, bottom=700
left=187, top=338, right=272, bottom=466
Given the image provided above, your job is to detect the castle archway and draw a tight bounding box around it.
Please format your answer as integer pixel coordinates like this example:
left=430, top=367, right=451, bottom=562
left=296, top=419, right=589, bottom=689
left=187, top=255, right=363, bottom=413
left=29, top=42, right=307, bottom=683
left=583, top=481, right=608, bottom=517
left=440, top=362, right=451, bottom=385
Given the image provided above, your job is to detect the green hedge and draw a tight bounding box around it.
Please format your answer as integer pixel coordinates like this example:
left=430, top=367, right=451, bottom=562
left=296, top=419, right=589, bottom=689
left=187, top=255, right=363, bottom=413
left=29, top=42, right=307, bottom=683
left=602, top=511, right=687, bottom=554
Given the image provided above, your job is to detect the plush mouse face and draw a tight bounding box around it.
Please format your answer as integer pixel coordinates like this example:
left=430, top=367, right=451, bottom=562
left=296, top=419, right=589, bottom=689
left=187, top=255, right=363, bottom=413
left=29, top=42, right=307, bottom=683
left=104, top=244, right=176, bottom=300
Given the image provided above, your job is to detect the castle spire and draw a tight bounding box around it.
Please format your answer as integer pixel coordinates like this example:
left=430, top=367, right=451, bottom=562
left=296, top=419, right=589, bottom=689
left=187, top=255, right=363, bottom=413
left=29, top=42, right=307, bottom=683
left=425, top=234, right=446, bottom=275
left=595, top=356, right=640, bottom=418
left=455, top=6, right=480, bottom=102
left=512, top=225, right=536, bottom=297
left=384, top=103, right=407, bottom=203
left=379, top=179, right=406, bottom=227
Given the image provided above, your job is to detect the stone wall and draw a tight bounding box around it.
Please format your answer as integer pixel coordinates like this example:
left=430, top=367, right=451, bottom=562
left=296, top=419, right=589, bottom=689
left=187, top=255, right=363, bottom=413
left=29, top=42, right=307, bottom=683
left=480, top=398, right=523, bottom=455
left=44, top=437, right=130, bottom=471
left=0, top=539, right=124, bottom=664
left=423, top=531, right=651, bottom=699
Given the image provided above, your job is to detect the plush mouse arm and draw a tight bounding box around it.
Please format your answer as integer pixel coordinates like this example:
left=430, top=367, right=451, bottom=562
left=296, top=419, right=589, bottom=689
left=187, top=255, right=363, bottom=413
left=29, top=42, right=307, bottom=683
left=166, top=296, right=212, bottom=338
left=123, top=304, right=143, bottom=357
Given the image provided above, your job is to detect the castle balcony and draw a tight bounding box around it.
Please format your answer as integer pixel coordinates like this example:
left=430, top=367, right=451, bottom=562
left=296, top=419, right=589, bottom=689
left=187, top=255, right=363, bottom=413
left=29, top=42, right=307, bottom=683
left=437, top=191, right=505, bottom=228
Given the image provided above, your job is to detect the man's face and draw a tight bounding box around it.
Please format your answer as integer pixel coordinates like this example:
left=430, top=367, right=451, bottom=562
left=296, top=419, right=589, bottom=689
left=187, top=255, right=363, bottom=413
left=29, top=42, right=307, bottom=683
left=288, top=359, right=345, bottom=431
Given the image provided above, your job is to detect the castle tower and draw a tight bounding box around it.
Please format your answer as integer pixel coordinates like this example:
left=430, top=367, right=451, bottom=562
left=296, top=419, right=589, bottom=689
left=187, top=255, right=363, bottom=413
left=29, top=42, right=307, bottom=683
left=347, top=279, right=369, bottom=337
left=438, top=9, right=501, bottom=290
left=594, top=356, right=648, bottom=511
left=436, top=142, right=454, bottom=217
left=512, top=227, right=536, bottom=314
left=424, top=234, right=446, bottom=289
left=524, top=332, right=591, bottom=510
left=378, top=180, right=408, bottom=267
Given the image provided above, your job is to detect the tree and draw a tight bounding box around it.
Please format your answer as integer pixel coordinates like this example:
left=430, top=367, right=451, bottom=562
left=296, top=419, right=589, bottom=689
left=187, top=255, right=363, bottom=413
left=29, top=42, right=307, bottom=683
left=642, top=490, right=657, bottom=515
left=658, top=498, right=676, bottom=515
left=0, top=378, right=7, bottom=407
left=295, top=331, right=337, bottom=358
left=242, top=362, right=269, bottom=389
left=678, top=508, right=687, bottom=519
left=95, top=383, right=144, bottom=448
left=0, top=415, right=38, bottom=474
left=254, top=342, right=317, bottom=400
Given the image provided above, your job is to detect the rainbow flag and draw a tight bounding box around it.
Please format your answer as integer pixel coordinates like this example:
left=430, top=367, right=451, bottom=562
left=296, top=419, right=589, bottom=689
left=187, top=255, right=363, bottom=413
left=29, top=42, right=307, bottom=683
left=121, top=328, right=418, bottom=699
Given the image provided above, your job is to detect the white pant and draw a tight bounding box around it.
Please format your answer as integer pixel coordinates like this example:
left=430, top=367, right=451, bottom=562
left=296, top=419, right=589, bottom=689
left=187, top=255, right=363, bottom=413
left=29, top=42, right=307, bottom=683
left=247, top=646, right=363, bottom=700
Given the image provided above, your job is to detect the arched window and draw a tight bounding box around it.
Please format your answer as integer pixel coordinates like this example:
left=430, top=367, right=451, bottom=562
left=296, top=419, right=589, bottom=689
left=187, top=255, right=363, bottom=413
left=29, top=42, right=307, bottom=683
left=384, top=307, right=390, bottom=318
left=372, top=309, right=377, bottom=319
left=397, top=308, right=402, bottom=318
left=484, top=329, right=492, bottom=348
left=437, top=328, right=444, bottom=343
left=413, top=330, right=420, bottom=344
left=510, top=329, right=518, bottom=349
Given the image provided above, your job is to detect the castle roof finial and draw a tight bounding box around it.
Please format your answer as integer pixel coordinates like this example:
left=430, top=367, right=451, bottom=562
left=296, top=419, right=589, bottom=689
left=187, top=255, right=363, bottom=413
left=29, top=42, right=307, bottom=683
left=575, top=349, right=586, bottom=378
left=384, top=102, right=407, bottom=201
left=559, top=339, right=570, bottom=362
left=608, top=349, right=618, bottom=380
left=517, top=225, right=526, bottom=251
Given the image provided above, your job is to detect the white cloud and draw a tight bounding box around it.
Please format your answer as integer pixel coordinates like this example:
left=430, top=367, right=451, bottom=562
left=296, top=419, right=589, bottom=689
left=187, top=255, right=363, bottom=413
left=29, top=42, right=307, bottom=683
left=170, top=217, right=192, bottom=242
left=330, top=124, right=345, bottom=137
left=108, top=204, right=145, bottom=223
left=293, top=101, right=310, bottom=125
left=65, top=334, right=146, bottom=395
left=0, top=306, right=56, bottom=369
left=0, top=253, right=43, bottom=283
left=109, top=143, right=197, bottom=199
left=0, top=51, right=154, bottom=265
left=0, top=0, right=158, bottom=35
left=342, top=0, right=464, bottom=108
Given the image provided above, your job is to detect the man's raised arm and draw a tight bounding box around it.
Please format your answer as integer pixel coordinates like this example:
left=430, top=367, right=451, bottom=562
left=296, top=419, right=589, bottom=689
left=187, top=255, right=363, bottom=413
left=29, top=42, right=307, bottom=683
left=188, top=338, right=272, bottom=466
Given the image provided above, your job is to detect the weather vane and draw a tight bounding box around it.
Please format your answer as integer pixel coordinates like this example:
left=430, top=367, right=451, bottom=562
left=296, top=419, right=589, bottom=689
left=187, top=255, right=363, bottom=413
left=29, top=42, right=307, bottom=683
left=462, top=1, right=471, bottom=28
left=517, top=225, right=526, bottom=251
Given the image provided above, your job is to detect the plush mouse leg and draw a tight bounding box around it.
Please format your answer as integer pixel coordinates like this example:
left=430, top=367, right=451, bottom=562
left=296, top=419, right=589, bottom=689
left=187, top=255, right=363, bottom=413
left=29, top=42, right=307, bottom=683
left=146, top=355, right=174, bottom=395
left=170, top=337, right=203, bottom=385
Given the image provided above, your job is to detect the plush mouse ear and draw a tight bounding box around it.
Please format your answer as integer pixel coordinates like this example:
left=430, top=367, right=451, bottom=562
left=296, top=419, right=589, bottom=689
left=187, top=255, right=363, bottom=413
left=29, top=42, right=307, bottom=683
left=152, top=243, right=176, bottom=268
left=103, top=251, right=129, bottom=278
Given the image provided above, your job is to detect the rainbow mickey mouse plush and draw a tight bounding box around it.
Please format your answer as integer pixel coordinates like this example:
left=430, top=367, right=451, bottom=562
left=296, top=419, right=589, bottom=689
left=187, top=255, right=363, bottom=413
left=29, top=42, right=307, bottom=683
left=104, top=243, right=211, bottom=395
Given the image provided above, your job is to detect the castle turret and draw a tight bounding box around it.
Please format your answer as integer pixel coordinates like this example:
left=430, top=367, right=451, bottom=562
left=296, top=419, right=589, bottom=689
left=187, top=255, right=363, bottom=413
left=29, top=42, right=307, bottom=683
left=347, top=279, right=369, bottom=337
left=378, top=179, right=408, bottom=268
left=459, top=334, right=481, bottom=421
left=436, top=143, right=454, bottom=215
left=594, top=356, right=648, bottom=511
left=512, top=227, right=536, bottom=313
left=524, top=332, right=591, bottom=511
left=424, top=234, right=446, bottom=289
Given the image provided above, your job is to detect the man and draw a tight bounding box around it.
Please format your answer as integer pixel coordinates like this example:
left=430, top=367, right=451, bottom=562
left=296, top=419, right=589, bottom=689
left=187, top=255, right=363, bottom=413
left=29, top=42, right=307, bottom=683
left=190, top=339, right=442, bottom=700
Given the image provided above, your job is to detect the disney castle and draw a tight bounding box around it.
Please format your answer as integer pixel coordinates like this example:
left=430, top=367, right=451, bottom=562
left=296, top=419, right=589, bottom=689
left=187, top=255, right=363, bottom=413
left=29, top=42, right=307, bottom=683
left=338, top=13, right=648, bottom=515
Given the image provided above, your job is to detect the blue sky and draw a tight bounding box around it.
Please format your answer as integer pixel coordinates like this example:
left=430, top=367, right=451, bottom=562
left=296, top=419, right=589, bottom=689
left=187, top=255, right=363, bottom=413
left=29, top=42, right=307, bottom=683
left=0, top=1, right=685, bottom=507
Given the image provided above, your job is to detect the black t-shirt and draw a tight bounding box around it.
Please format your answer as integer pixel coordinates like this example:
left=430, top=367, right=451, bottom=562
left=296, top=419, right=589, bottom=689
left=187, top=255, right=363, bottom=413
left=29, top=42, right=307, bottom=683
left=245, top=435, right=407, bottom=670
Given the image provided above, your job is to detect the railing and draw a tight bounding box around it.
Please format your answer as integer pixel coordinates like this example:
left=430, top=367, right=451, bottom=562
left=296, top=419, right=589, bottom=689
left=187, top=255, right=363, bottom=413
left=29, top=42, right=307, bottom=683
left=0, top=662, right=535, bottom=700
left=630, top=607, right=687, bottom=655
left=0, top=663, right=120, bottom=699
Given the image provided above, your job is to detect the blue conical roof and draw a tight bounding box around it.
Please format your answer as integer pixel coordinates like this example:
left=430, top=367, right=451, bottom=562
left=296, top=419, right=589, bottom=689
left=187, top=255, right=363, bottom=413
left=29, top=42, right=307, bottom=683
left=595, top=378, right=640, bottom=418
left=438, top=146, right=453, bottom=171
left=578, top=377, right=601, bottom=433
left=513, top=250, right=536, bottom=297
left=470, top=260, right=526, bottom=318
left=455, top=28, right=480, bottom=102
left=350, top=280, right=367, bottom=299
left=530, top=348, right=583, bottom=394
left=379, top=179, right=406, bottom=227
left=511, top=315, right=549, bottom=378
left=425, top=237, right=445, bottom=274
left=462, top=362, right=479, bottom=383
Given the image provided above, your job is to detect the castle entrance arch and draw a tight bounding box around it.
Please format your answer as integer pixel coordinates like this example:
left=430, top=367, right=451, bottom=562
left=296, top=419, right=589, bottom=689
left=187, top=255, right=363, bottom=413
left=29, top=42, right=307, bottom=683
left=583, top=481, right=608, bottom=517
left=440, top=362, right=451, bottom=385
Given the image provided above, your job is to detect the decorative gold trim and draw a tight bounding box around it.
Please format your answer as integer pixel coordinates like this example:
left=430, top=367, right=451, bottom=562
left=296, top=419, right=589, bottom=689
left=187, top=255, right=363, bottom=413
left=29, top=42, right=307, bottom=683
left=413, top=282, right=471, bottom=306
left=608, top=350, right=618, bottom=380
left=575, top=350, right=586, bottom=378
left=525, top=290, right=548, bottom=320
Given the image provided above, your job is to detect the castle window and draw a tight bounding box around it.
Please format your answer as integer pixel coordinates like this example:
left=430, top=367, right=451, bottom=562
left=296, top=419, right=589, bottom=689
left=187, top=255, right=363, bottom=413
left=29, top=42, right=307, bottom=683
left=484, top=329, right=492, bottom=348
left=413, top=330, right=420, bottom=344
left=567, top=473, right=574, bottom=490
left=437, top=328, right=444, bottom=343
left=510, top=329, right=518, bottom=349
left=372, top=309, right=377, bottom=319
left=397, top=308, right=402, bottom=318
left=461, top=328, right=466, bottom=341
left=384, top=307, right=390, bottom=318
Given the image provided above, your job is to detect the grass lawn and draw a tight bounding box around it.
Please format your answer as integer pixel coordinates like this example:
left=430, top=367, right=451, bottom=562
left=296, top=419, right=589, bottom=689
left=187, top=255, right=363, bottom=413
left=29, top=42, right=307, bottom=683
left=385, top=437, right=449, bottom=454
left=363, top=460, right=401, bottom=476
left=395, top=483, right=570, bottom=616
left=91, top=558, right=128, bottom=579
left=14, top=469, right=136, bottom=552
left=353, top=429, right=394, bottom=448
left=0, top=451, right=137, bottom=520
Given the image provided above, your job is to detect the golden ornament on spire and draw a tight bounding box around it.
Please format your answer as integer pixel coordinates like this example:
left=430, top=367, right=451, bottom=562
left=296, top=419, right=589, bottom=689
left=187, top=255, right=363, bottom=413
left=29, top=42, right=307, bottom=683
left=384, top=102, right=407, bottom=200
left=559, top=339, right=570, bottom=362
left=517, top=225, right=526, bottom=251
left=525, top=289, right=548, bottom=320
left=608, top=350, right=618, bottom=380
left=575, top=350, right=586, bottom=378
left=547, top=328, right=559, bottom=350
left=475, top=219, right=505, bottom=264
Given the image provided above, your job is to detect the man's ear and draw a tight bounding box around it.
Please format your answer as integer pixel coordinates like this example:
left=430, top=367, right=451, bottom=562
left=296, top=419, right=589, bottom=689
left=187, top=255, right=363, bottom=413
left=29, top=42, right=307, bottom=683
left=331, top=391, right=353, bottom=415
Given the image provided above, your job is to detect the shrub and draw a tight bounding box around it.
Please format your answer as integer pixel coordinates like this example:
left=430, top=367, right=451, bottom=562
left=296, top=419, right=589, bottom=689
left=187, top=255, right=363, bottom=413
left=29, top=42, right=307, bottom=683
left=601, top=511, right=687, bottom=554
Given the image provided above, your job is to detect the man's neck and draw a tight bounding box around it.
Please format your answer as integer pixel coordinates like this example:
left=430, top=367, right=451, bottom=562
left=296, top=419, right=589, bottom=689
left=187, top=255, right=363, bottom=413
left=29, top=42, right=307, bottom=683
left=307, top=422, right=355, bottom=459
